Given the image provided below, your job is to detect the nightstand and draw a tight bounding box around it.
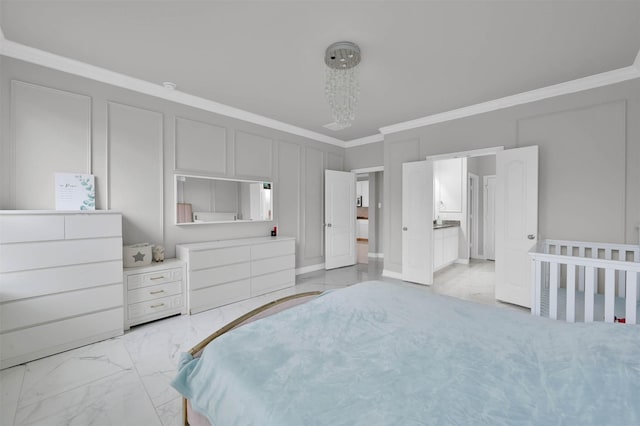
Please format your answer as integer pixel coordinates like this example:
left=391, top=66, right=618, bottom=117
left=123, top=258, right=187, bottom=329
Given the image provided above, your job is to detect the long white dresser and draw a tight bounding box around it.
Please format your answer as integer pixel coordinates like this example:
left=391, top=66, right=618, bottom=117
left=176, top=237, right=295, bottom=314
left=0, top=211, right=124, bottom=369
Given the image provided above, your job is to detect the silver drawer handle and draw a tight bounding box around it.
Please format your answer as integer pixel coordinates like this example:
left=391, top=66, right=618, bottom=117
left=150, top=303, right=165, bottom=309
left=150, top=276, right=165, bottom=280
left=150, top=290, right=165, bottom=295
left=527, top=234, right=535, bottom=240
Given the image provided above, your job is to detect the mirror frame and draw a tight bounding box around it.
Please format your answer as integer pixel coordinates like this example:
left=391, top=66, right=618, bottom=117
left=174, top=173, right=274, bottom=225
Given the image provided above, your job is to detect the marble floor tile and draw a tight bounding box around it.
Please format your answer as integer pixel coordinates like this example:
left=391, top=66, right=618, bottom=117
left=0, top=364, right=25, bottom=426
left=156, top=397, right=182, bottom=426
left=14, top=370, right=160, bottom=426
left=18, top=339, right=134, bottom=408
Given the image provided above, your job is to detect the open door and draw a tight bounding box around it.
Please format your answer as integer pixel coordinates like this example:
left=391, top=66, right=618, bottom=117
left=495, top=146, right=538, bottom=307
left=402, top=161, right=434, bottom=285
left=325, top=170, right=356, bottom=270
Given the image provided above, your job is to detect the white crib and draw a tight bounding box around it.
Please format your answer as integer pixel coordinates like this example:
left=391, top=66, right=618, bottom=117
left=529, top=239, right=640, bottom=325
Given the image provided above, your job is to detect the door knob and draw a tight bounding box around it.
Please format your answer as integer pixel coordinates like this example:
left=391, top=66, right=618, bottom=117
left=403, top=227, right=408, bottom=231
left=327, top=223, right=332, bottom=228
left=527, top=234, right=535, bottom=240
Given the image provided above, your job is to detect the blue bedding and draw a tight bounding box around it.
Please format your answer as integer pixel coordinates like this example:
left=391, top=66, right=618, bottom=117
left=172, top=281, right=640, bottom=425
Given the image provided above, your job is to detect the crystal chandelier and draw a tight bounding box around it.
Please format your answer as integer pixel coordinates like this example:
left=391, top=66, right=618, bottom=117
left=324, top=41, right=361, bottom=129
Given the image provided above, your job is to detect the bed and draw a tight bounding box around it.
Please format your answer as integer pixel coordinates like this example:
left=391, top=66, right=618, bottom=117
left=172, top=281, right=640, bottom=425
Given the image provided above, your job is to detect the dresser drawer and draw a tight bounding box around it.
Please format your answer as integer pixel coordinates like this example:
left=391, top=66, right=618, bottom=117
left=65, top=214, right=121, bottom=239
left=1, top=238, right=122, bottom=274
left=251, top=241, right=294, bottom=260
left=127, top=280, right=182, bottom=304
left=190, top=246, right=250, bottom=270
left=190, top=262, right=251, bottom=290
left=251, top=269, right=295, bottom=296
left=252, top=254, right=295, bottom=277
left=0, top=215, right=64, bottom=243
left=127, top=294, right=183, bottom=321
left=190, top=279, right=251, bottom=314
left=126, top=267, right=183, bottom=290
left=1, top=284, right=122, bottom=333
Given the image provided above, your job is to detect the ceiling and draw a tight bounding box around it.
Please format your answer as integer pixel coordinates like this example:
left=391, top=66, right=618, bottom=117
left=1, top=1, right=639, bottom=142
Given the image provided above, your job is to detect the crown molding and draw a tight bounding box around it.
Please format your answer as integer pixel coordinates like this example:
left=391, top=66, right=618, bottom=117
left=344, top=133, right=384, bottom=148
left=379, top=62, right=640, bottom=136
left=0, top=38, right=347, bottom=148
left=2, top=33, right=639, bottom=150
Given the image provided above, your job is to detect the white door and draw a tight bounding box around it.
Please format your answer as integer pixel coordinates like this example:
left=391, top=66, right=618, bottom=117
left=402, top=161, right=434, bottom=285
left=325, top=170, right=356, bottom=270
left=495, top=146, right=538, bottom=307
left=483, top=175, right=496, bottom=260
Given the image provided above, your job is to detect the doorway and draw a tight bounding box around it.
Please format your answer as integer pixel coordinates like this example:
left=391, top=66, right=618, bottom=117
left=351, top=167, right=384, bottom=265
left=427, top=150, right=498, bottom=296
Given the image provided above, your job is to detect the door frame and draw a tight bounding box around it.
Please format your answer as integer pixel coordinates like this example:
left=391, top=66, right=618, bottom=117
left=483, top=175, right=496, bottom=260
left=468, top=172, right=481, bottom=259
left=426, top=146, right=504, bottom=161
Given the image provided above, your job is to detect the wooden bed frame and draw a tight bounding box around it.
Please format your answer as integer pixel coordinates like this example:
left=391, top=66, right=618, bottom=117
left=182, top=291, right=323, bottom=426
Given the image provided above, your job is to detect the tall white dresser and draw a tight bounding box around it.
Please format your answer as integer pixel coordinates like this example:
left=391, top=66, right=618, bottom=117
left=176, top=237, right=296, bottom=314
left=0, top=211, right=124, bottom=369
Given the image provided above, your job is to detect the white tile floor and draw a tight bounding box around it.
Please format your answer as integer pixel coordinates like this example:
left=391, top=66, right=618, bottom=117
left=0, top=258, right=522, bottom=426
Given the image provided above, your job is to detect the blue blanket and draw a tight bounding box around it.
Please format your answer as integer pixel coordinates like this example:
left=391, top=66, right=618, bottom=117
left=172, top=281, right=640, bottom=425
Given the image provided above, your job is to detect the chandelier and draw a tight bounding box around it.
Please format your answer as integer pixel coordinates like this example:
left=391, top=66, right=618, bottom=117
left=324, top=41, right=361, bottom=129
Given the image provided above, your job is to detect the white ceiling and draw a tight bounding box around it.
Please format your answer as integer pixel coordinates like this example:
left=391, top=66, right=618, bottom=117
left=1, top=1, right=639, bottom=142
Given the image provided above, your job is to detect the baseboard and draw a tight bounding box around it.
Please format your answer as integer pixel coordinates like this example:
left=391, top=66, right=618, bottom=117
left=368, top=252, right=384, bottom=258
left=382, top=269, right=402, bottom=280
left=471, top=255, right=486, bottom=260
left=295, top=263, right=325, bottom=275
left=455, top=258, right=470, bottom=265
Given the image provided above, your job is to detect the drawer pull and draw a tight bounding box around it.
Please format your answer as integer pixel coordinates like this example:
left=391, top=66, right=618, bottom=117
left=149, top=290, right=165, bottom=295
left=150, top=276, right=165, bottom=280
left=150, top=303, right=165, bottom=309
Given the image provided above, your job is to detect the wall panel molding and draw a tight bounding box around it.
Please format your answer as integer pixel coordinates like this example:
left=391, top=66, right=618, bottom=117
left=303, top=147, right=325, bottom=261
left=234, top=130, right=273, bottom=180
left=107, top=101, right=164, bottom=245
left=174, top=116, right=227, bottom=175
left=10, top=80, right=91, bottom=209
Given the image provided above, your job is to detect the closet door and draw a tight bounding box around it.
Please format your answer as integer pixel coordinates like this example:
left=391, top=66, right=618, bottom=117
left=402, top=161, right=434, bottom=285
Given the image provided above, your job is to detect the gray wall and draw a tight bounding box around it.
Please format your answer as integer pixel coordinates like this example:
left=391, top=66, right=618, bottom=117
left=467, top=155, right=496, bottom=257
left=383, top=79, right=640, bottom=274
left=0, top=57, right=345, bottom=267
left=344, top=141, right=384, bottom=171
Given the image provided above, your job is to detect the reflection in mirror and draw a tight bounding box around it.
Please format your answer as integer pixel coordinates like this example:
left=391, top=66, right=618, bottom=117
left=175, top=175, right=273, bottom=224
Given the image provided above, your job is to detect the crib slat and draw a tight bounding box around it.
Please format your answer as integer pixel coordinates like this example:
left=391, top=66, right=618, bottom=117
left=625, top=271, right=637, bottom=325
left=617, top=250, right=626, bottom=298
left=549, top=262, right=559, bottom=320
left=566, top=264, right=576, bottom=323
left=531, top=260, right=541, bottom=316
left=578, top=246, right=585, bottom=291
left=604, top=268, right=615, bottom=323
left=635, top=251, right=640, bottom=302
left=591, top=247, right=599, bottom=294
left=585, top=266, right=595, bottom=322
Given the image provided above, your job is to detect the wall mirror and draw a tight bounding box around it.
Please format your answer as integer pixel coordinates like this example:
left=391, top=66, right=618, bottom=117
left=175, top=174, right=273, bottom=224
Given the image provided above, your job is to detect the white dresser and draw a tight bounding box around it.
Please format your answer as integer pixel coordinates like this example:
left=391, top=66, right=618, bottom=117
left=123, top=259, right=186, bottom=329
left=0, top=211, right=124, bottom=369
left=176, top=237, right=296, bottom=314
